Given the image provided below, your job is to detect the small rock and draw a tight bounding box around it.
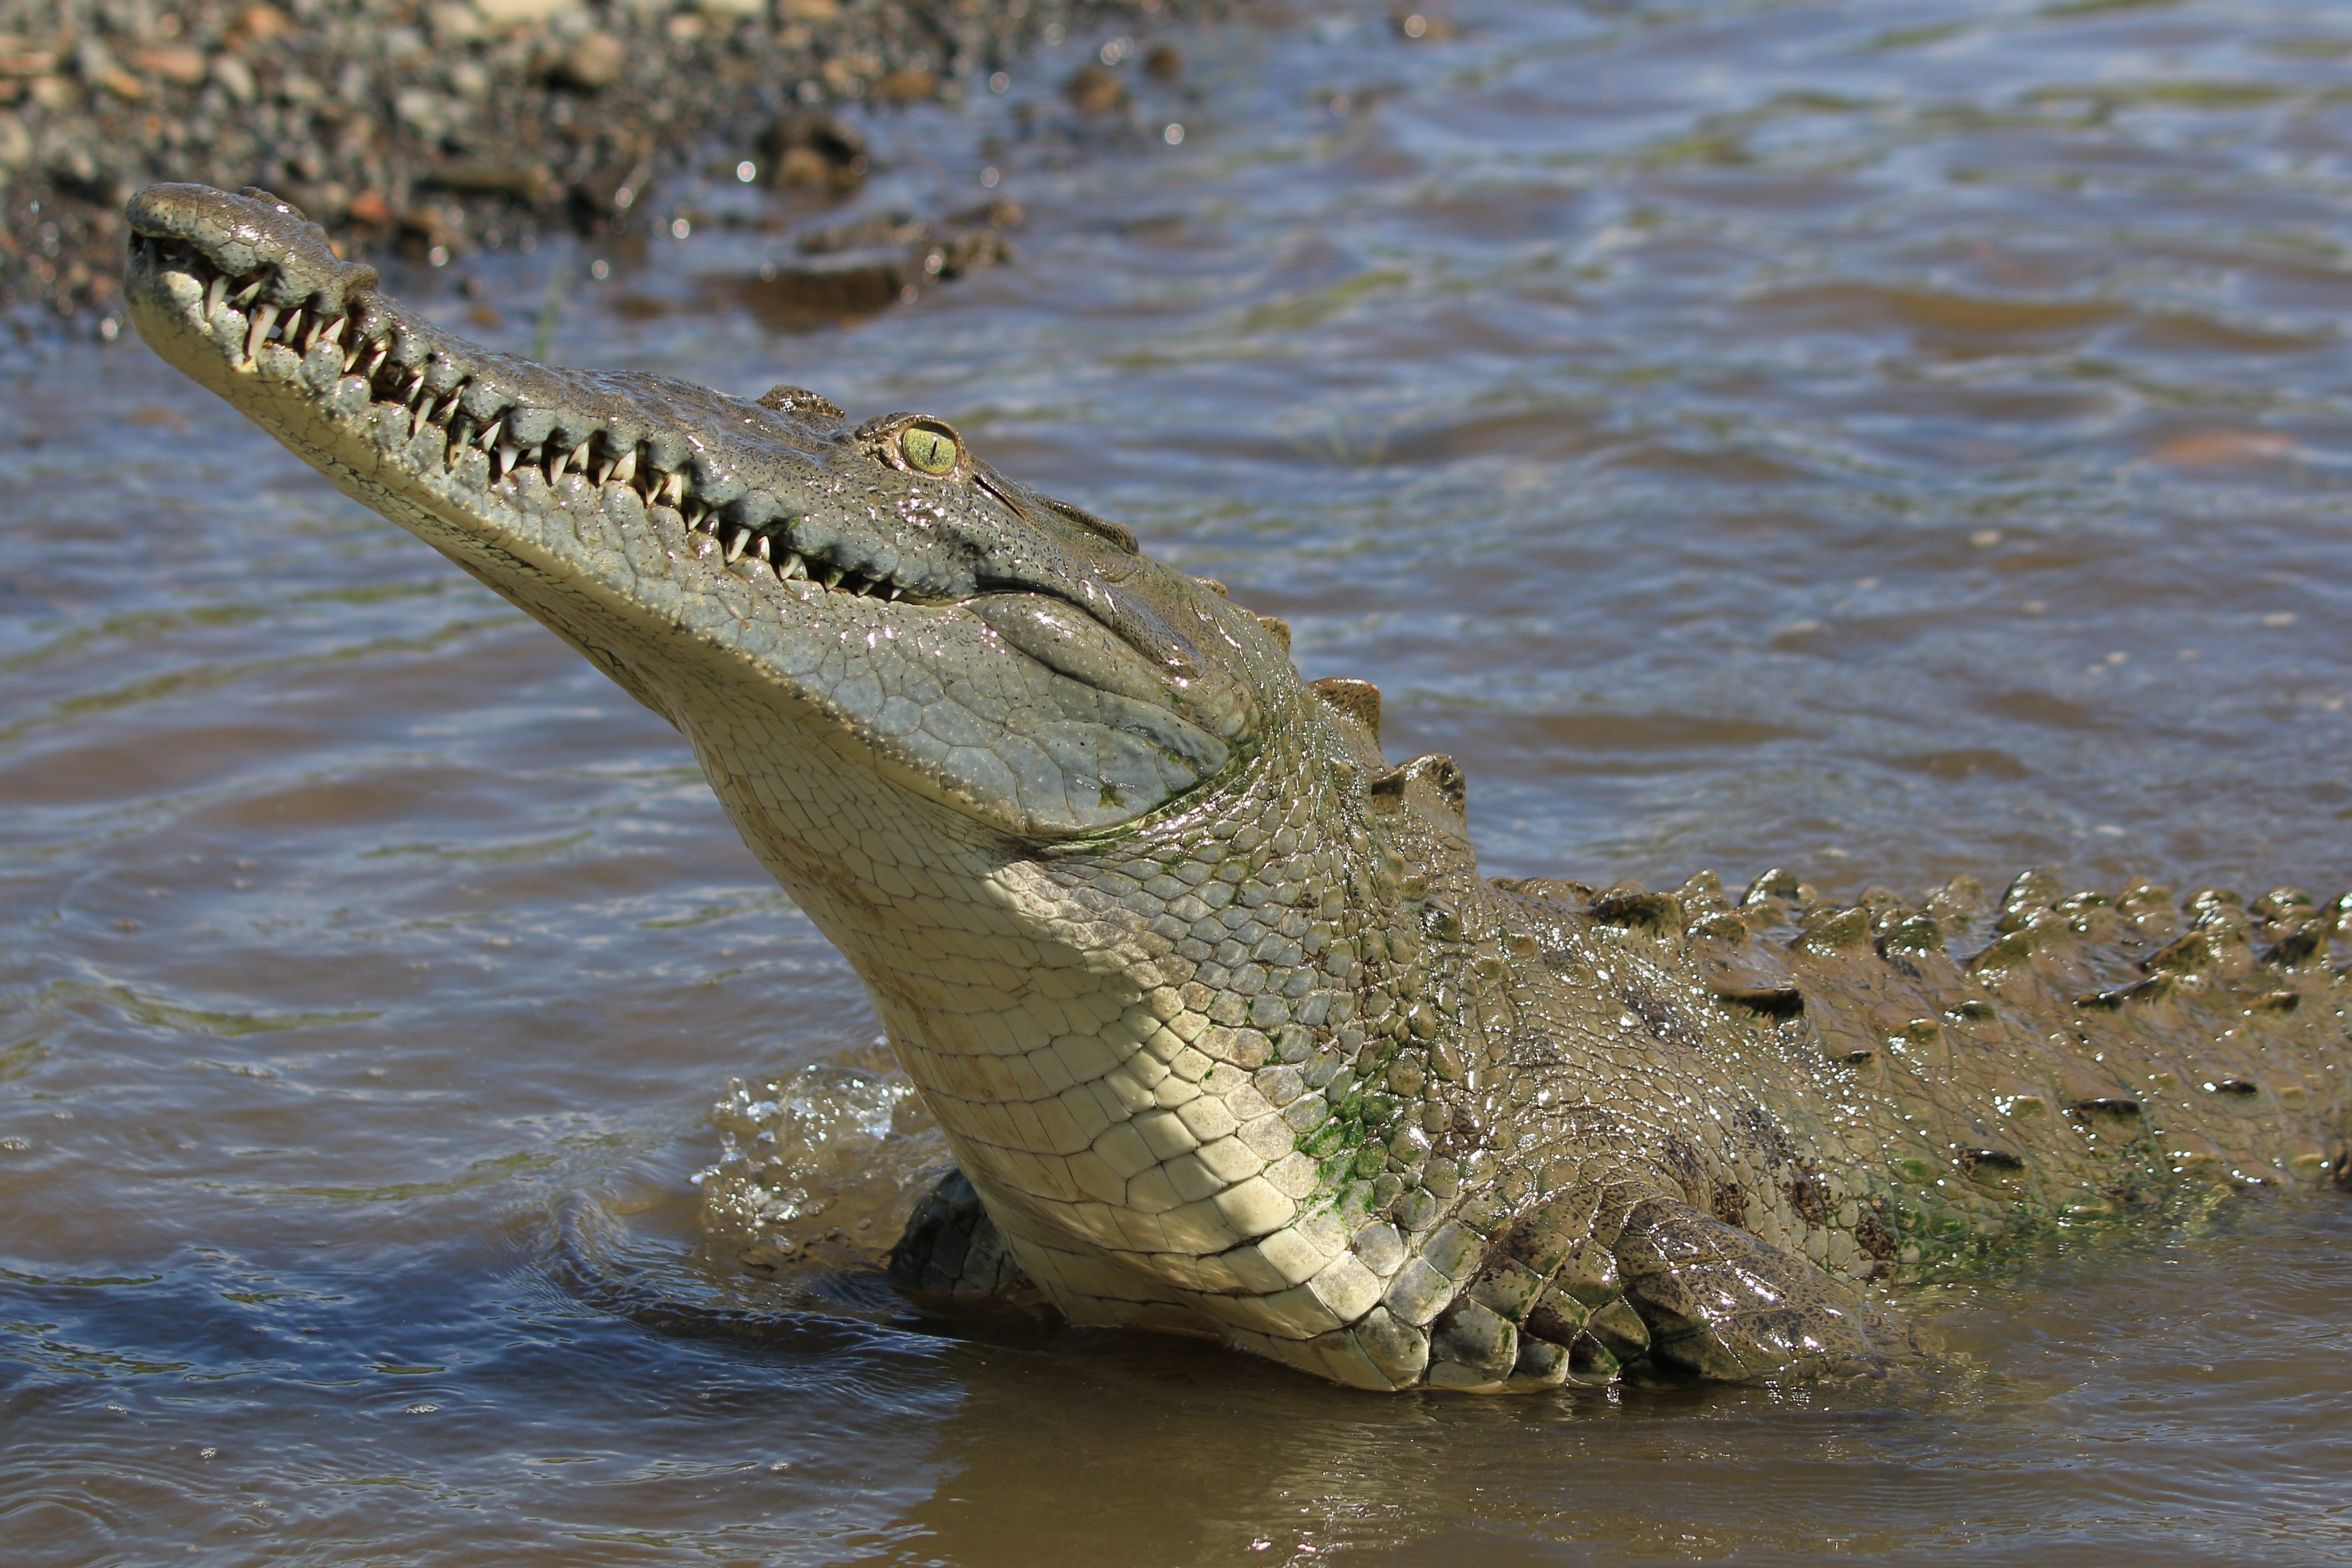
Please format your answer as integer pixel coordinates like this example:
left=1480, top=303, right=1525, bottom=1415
left=128, top=45, right=208, bottom=86
left=474, top=0, right=578, bottom=25
left=1064, top=62, right=1128, bottom=115
left=280, top=180, right=353, bottom=222
left=924, top=229, right=1010, bottom=280
left=945, top=197, right=1023, bottom=229
left=427, top=2, right=486, bottom=45
left=797, top=211, right=930, bottom=254
left=568, top=159, right=654, bottom=229
left=79, top=41, right=145, bottom=101
left=2152, top=429, right=2297, bottom=466
left=209, top=52, right=256, bottom=104
left=1143, top=43, right=1183, bottom=82
left=557, top=31, right=627, bottom=91
left=873, top=66, right=935, bottom=104
left=394, top=86, right=457, bottom=139
left=424, top=160, right=560, bottom=205
left=234, top=4, right=295, bottom=46
left=760, top=111, right=867, bottom=195
left=0, top=111, right=28, bottom=172
left=820, top=52, right=880, bottom=98
left=736, top=258, right=912, bottom=324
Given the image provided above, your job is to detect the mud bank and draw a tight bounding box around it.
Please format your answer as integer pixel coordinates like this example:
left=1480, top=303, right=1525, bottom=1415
left=0, top=0, right=1230, bottom=326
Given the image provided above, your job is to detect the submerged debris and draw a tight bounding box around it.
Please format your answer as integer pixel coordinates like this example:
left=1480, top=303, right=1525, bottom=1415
left=757, top=109, right=870, bottom=197
left=725, top=196, right=1020, bottom=325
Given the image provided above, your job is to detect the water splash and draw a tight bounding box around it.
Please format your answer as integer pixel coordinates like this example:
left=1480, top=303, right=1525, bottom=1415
left=696, top=1046, right=952, bottom=1282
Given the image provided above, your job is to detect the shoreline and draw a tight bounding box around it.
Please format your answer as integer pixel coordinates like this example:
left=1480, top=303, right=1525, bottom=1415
left=0, top=0, right=1225, bottom=330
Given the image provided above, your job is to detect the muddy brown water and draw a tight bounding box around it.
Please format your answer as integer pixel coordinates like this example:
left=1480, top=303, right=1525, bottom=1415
left=8, top=2, right=2352, bottom=1563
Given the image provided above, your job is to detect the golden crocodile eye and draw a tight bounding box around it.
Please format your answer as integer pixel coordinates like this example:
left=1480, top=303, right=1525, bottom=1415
left=900, top=423, right=958, bottom=475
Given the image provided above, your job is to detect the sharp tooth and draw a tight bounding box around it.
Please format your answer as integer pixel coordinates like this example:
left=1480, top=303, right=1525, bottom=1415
left=318, top=315, right=345, bottom=352
left=279, top=307, right=303, bottom=346
left=610, top=449, right=636, bottom=486
left=820, top=565, right=844, bottom=589
left=658, top=471, right=684, bottom=506
left=205, top=274, right=226, bottom=319
left=753, top=533, right=772, bottom=560
left=245, top=303, right=278, bottom=363
left=231, top=276, right=264, bottom=308
left=725, top=529, right=750, bottom=562
left=780, top=552, right=807, bottom=580
left=547, top=447, right=567, bottom=483
left=494, top=440, right=517, bottom=481
left=364, top=345, right=389, bottom=379
left=477, top=418, right=502, bottom=450
left=886, top=584, right=902, bottom=601
left=592, top=456, right=613, bottom=485
left=568, top=441, right=591, bottom=474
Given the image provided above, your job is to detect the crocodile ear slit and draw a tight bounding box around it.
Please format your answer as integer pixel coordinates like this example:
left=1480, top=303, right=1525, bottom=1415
left=972, top=466, right=1030, bottom=520
left=1037, top=493, right=1139, bottom=553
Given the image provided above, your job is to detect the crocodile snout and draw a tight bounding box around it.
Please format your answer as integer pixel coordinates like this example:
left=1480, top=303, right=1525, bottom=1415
left=126, top=182, right=377, bottom=319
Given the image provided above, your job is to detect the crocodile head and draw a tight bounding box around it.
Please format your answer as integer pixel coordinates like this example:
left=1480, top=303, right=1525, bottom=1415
left=123, top=186, right=1315, bottom=869
left=128, top=185, right=1453, bottom=1374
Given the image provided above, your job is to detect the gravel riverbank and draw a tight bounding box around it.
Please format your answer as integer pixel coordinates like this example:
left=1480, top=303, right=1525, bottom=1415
left=0, top=0, right=1222, bottom=328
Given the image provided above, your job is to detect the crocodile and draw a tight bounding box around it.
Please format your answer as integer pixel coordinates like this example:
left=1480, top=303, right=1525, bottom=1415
left=124, top=183, right=2352, bottom=1393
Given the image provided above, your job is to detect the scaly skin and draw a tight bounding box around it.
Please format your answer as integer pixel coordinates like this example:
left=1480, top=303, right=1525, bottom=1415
left=124, top=184, right=2352, bottom=1393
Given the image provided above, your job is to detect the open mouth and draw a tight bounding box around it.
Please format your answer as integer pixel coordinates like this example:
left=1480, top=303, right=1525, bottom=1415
left=128, top=229, right=917, bottom=605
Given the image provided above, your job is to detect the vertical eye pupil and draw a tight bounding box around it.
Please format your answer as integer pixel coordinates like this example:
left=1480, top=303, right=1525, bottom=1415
left=903, top=426, right=957, bottom=474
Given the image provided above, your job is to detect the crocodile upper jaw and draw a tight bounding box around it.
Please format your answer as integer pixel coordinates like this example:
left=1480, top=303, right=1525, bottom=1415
left=123, top=183, right=1263, bottom=843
